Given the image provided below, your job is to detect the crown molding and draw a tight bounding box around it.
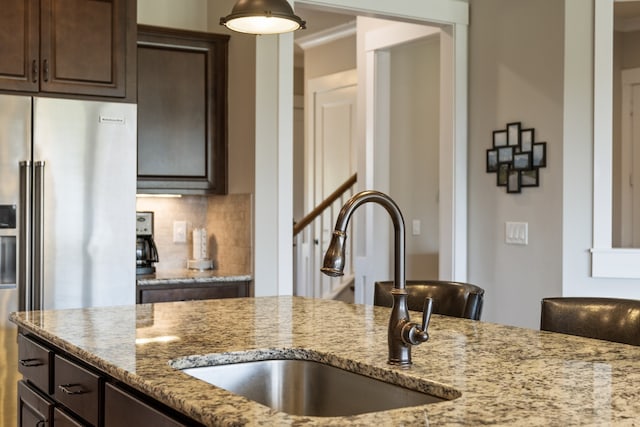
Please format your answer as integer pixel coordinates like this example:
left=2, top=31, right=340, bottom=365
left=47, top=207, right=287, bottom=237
left=295, top=20, right=356, bottom=50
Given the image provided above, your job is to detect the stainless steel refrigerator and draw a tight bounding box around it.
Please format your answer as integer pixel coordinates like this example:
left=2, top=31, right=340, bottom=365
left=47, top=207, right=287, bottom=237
left=0, top=94, right=136, bottom=425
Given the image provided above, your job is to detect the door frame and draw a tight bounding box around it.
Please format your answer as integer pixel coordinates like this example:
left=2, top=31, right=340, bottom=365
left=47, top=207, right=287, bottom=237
left=355, top=20, right=466, bottom=304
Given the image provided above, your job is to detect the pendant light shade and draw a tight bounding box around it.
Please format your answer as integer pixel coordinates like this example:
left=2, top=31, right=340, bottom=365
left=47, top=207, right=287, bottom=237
left=220, top=0, right=306, bottom=35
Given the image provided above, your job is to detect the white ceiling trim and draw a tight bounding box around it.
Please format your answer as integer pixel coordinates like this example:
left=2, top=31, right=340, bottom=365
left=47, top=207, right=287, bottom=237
left=295, top=20, right=356, bottom=51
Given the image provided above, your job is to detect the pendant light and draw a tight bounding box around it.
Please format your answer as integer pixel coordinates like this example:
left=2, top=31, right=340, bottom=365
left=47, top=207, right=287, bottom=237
left=220, top=0, right=306, bottom=35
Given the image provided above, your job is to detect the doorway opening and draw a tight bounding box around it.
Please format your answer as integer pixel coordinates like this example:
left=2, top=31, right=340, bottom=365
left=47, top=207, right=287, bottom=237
left=291, top=3, right=467, bottom=304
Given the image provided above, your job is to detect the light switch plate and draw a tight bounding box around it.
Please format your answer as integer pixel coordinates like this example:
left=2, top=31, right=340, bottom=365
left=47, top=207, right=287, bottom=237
left=505, top=222, right=528, bottom=245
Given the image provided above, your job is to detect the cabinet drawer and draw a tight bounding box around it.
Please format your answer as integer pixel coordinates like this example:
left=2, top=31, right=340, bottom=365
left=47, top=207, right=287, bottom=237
left=18, top=380, right=54, bottom=426
left=18, top=334, right=53, bottom=394
left=104, top=382, right=187, bottom=427
left=54, top=355, right=101, bottom=426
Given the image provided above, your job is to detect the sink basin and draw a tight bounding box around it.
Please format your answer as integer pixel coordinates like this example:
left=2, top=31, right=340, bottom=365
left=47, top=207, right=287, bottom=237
left=181, top=358, right=453, bottom=417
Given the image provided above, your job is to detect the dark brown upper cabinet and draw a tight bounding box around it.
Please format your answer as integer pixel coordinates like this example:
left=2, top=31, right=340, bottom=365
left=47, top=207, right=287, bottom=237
left=0, top=0, right=136, bottom=99
left=136, top=25, right=229, bottom=195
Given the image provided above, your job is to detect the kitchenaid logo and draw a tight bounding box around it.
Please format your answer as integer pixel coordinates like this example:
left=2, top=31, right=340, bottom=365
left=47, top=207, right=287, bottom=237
left=99, top=115, right=126, bottom=125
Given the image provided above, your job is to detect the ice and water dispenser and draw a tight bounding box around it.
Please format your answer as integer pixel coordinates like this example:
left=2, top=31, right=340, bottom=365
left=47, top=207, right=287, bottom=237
left=0, top=205, right=17, bottom=287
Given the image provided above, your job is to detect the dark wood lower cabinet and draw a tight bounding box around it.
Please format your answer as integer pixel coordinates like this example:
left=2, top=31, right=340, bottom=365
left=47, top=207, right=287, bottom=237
left=17, top=334, right=200, bottom=427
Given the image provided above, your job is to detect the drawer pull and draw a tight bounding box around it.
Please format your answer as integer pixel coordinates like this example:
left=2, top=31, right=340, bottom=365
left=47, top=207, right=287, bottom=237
left=31, top=60, right=38, bottom=82
left=19, top=358, right=43, bottom=367
left=42, top=59, right=50, bottom=82
left=58, top=383, right=88, bottom=395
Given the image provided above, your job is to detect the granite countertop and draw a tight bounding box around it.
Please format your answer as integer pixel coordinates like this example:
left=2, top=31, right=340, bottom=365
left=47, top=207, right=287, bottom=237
left=136, top=269, right=252, bottom=286
left=10, top=296, right=640, bottom=426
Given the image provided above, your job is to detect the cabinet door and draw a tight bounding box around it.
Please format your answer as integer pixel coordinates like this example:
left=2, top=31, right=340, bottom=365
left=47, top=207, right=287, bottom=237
left=0, top=0, right=39, bottom=92
left=18, top=380, right=53, bottom=427
left=137, top=26, right=229, bottom=194
left=39, top=0, right=127, bottom=97
left=53, top=408, right=85, bottom=427
left=104, top=383, right=187, bottom=427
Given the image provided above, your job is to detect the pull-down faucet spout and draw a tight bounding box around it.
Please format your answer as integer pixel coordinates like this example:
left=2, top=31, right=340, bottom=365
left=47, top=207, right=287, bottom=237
left=321, top=190, right=433, bottom=366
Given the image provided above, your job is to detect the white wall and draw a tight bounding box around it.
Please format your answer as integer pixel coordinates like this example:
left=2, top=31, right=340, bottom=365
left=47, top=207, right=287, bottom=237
left=467, top=0, right=564, bottom=328
left=138, top=0, right=208, bottom=30
left=390, top=37, right=440, bottom=280
left=304, top=35, right=356, bottom=80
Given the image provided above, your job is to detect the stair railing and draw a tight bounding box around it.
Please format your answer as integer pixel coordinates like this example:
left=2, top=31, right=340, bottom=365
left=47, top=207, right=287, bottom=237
left=293, top=173, right=357, bottom=298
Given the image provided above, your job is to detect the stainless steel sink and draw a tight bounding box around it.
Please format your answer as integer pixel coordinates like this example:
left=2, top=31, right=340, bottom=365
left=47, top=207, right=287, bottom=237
left=181, top=358, right=452, bottom=417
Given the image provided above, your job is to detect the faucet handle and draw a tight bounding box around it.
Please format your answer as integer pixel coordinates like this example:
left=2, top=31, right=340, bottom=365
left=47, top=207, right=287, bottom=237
left=401, top=297, right=434, bottom=346
left=421, top=297, right=434, bottom=332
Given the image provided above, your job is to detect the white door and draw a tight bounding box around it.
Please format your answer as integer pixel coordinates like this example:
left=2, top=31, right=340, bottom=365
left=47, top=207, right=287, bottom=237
left=315, top=84, right=356, bottom=297
left=302, top=70, right=357, bottom=298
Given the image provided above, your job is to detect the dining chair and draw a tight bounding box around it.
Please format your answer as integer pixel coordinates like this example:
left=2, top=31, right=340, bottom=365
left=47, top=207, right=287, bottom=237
left=373, top=280, right=485, bottom=320
left=540, top=297, right=640, bottom=346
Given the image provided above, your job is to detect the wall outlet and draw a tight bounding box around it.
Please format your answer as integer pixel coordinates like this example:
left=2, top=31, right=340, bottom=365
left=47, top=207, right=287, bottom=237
left=173, top=220, right=187, bottom=243
left=505, top=222, right=528, bottom=245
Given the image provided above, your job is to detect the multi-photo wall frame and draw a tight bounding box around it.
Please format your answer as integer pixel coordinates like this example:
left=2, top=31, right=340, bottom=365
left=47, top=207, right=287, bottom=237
left=486, top=122, right=547, bottom=193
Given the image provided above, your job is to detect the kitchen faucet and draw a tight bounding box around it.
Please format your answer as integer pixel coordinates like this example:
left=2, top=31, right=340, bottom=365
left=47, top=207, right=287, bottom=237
left=321, top=190, right=433, bottom=367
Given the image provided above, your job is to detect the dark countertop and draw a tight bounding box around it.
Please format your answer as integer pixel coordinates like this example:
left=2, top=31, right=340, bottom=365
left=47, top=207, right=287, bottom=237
left=136, top=269, right=252, bottom=286
left=11, top=296, right=640, bottom=426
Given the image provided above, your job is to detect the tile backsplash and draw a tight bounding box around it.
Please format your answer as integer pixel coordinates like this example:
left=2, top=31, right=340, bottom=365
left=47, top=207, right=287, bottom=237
left=136, top=194, right=252, bottom=273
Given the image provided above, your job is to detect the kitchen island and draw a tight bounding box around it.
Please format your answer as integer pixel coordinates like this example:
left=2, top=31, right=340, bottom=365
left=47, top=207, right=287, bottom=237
left=10, top=296, right=640, bottom=426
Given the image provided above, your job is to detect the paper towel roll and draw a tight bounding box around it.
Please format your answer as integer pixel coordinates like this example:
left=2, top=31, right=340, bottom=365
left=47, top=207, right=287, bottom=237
left=192, top=228, right=208, bottom=260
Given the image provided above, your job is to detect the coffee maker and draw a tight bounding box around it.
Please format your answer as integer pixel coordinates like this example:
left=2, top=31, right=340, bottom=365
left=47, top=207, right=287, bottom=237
left=136, top=211, right=159, bottom=275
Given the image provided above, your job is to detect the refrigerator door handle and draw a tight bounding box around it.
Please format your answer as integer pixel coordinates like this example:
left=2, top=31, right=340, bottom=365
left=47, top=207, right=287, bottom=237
left=33, top=161, right=45, bottom=311
left=18, top=161, right=31, bottom=312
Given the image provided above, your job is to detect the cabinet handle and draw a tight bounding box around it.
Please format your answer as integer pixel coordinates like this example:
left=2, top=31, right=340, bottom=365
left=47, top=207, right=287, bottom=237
left=42, top=59, right=49, bottom=82
left=36, top=421, right=46, bottom=427
left=31, top=60, right=38, bottom=82
left=19, top=358, right=43, bottom=367
left=58, top=383, right=87, bottom=395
